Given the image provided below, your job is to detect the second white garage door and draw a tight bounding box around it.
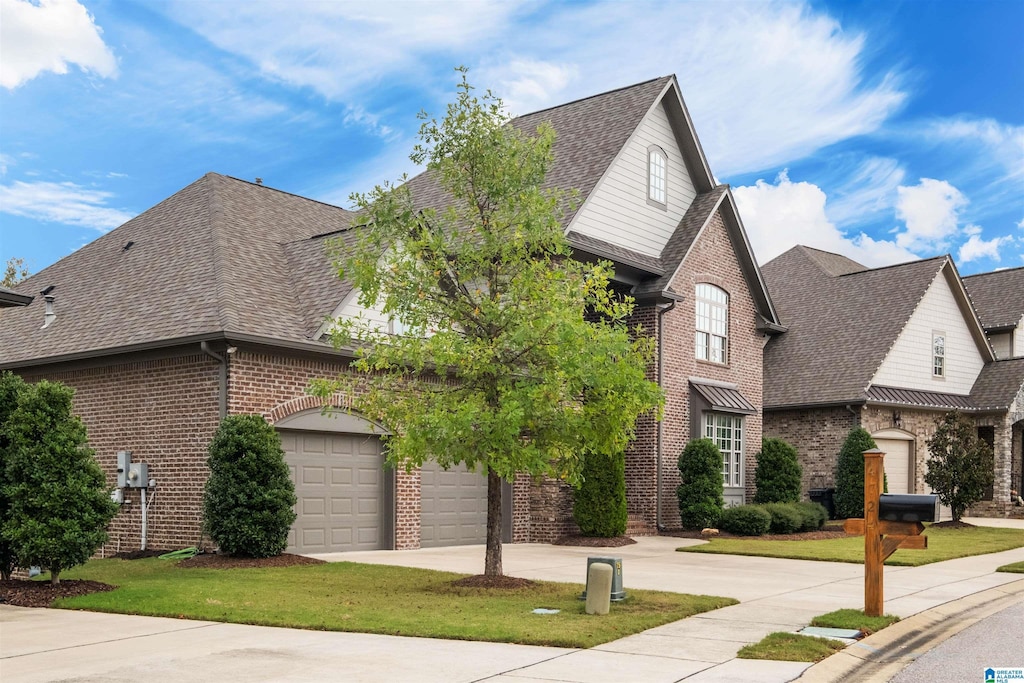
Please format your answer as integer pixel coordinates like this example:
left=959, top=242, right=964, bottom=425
left=281, top=431, right=385, bottom=554
left=420, top=461, right=489, bottom=548
left=874, top=437, right=912, bottom=494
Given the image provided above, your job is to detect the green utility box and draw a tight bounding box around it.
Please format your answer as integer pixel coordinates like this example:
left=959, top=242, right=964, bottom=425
left=581, top=556, right=626, bottom=602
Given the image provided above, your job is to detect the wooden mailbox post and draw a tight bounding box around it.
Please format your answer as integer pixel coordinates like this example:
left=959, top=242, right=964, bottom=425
left=843, top=448, right=928, bottom=617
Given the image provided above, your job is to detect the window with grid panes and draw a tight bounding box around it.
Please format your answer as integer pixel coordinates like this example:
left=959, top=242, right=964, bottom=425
left=932, top=333, right=945, bottom=377
left=705, top=413, right=743, bottom=487
left=695, top=284, right=728, bottom=363
left=648, top=146, right=667, bottom=206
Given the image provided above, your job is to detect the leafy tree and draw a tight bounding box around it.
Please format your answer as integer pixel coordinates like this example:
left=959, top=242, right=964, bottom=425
left=314, top=69, right=662, bottom=577
left=0, top=371, right=28, bottom=580
left=753, top=437, right=802, bottom=504
left=203, top=415, right=297, bottom=558
left=676, top=439, right=725, bottom=529
left=573, top=449, right=627, bottom=537
left=833, top=427, right=879, bottom=519
left=3, top=380, right=117, bottom=584
left=2, top=257, right=29, bottom=288
left=925, top=411, right=994, bottom=522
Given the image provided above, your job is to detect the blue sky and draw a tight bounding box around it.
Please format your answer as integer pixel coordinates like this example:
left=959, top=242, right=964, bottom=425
left=1, top=0, right=1021, bottom=279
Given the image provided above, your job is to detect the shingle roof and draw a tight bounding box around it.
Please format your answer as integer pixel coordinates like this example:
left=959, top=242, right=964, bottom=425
left=970, top=357, right=1024, bottom=410
left=0, top=174, right=353, bottom=367
left=963, top=266, right=1024, bottom=330
left=762, top=246, right=948, bottom=408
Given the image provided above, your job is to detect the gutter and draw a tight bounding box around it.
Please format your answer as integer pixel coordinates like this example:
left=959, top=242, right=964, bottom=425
left=655, top=298, right=677, bottom=532
left=200, top=342, right=228, bottom=420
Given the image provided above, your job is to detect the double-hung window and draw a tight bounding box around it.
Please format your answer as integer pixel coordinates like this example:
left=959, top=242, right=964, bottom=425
left=647, top=145, right=667, bottom=208
left=705, top=413, right=743, bottom=487
left=696, top=284, right=728, bottom=364
left=932, top=332, right=945, bottom=377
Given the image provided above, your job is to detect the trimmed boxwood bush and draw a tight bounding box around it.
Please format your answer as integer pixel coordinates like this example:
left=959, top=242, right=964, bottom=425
left=753, top=438, right=802, bottom=504
left=794, top=502, right=828, bottom=531
left=833, top=428, right=878, bottom=519
left=677, top=439, right=725, bottom=530
left=573, top=449, right=627, bottom=537
left=761, top=502, right=803, bottom=534
left=203, top=415, right=297, bottom=558
left=719, top=505, right=771, bottom=536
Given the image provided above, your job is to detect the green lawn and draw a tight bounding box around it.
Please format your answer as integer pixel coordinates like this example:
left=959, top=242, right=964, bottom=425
left=736, top=632, right=846, bottom=662
left=811, top=608, right=899, bottom=635
left=678, top=526, right=1024, bottom=566
left=997, top=561, right=1024, bottom=574
left=52, top=558, right=735, bottom=648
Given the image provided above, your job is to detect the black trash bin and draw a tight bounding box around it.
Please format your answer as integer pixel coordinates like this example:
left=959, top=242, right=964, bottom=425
left=809, top=488, right=836, bottom=520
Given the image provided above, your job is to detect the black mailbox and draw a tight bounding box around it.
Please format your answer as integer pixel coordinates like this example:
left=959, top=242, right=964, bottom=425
left=878, top=494, right=940, bottom=523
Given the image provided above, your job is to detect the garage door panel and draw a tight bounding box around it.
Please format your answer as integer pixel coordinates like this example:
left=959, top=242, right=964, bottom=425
left=420, top=462, right=488, bottom=548
left=875, top=438, right=911, bottom=494
left=283, top=431, right=384, bottom=554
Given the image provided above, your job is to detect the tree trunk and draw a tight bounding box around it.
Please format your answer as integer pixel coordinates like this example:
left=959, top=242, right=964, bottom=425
left=50, top=568, right=61, bottom=586
left=484, top=469, right=503, bottom=577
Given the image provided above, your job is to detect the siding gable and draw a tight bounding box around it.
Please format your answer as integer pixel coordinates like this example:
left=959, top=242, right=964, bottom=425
left=568, top=99, right=697, bottom=258
left=872, top=270, right=986, bottom=394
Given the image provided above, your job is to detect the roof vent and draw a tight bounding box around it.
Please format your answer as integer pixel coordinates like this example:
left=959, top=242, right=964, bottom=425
left=255, top=177, right=263, bottom=186
left=40, top=285, right=55, bottom=296
left=122, top=240, right=135, bottom=252
left=41, top=295, right=56, bottom=330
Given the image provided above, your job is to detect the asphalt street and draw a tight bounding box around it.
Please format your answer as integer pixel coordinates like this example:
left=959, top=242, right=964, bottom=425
left=890, top=599, right=1024, bottom=683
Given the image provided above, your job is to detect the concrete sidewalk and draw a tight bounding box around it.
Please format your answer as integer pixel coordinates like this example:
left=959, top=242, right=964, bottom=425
left=3, top=519, right=1023, bottom=682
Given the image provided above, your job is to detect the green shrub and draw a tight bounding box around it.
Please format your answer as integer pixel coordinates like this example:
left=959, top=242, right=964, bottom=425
left=0, top=371, right=28, bottom=580
left=753, top=438, right=802, bottom=504
left=203, top=415, right=297, bottom=558
left=793, top=502, right=828, bottom=531
left=676, top=439, right=725, bottom=530
left=573, top=449, right=627, bottom=537
left=761, top=503, right=803, bottom=534
left=3, top=380, right=118, bottom=585
left=719, top=505, right=771, bottom=536
left=833, top=428, right=878, bottom=519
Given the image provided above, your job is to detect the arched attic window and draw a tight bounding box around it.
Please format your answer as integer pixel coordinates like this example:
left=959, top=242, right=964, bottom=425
left=647, top=145, right=668, bottom=209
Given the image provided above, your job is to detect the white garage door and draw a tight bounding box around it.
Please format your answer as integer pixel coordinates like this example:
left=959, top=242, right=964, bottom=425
left=420, top=462, right=489, bottom=548
left=875, top=438, right=912, bottom=494
left=281, top=431, right=385, bottom=553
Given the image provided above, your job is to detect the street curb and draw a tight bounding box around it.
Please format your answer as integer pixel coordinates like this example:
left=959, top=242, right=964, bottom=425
left=794, top=577, right=1024, bottom=682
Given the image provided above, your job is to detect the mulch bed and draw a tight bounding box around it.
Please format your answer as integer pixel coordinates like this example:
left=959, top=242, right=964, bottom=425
left=553, top=535, right=638, bottom=547
left=930, top=520, right=975, bottom=529
left=0, top=579, right=115, bottom=608
left=176, top=553, right=326, bottom=569
left=111, top=549, right=165, bottom=560
left=664, top=529, right=852, bottom=541
left=451, top=574, right=535, bottom=589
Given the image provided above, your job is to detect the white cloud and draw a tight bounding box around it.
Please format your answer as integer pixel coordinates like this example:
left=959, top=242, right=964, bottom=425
left=734, top=171, right=919, bottom=267
left=0, top=0, right=117, bottom=89
left=825, top=156, right=906, bottom=227
left=894, top=178, right=967, bottom=252
left=957, top=227, right=1014, bottom=263
left=0, top=153, right=14, bottom=176
left=477, top=59, right=579, bottom=116
left=0, top=180, right=133, bottom=230
left=926, top=117, right=1024, bottom=185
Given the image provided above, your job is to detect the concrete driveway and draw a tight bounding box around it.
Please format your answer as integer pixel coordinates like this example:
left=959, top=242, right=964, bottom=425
left=4, top=527, right=1024, bottom=683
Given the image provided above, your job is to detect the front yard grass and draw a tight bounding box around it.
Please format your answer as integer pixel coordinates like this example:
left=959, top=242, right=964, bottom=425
left=811, top=608, right=899, bottom=635
left=736, top=632, right=845, bottom=662
left=996, top=561, right=1024, bottom=574
left=678, top=525, right=1024, bottom=566
left=53, top=558, right=736, bottom=648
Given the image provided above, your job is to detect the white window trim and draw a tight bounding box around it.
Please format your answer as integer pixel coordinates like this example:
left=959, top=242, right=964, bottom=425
left=695, top=283, right=729, bottom=365
left=932, top=331, right=945, bottom=379
left=647, top=144, right=668, bottom=209
left=704, top=412, right=744, bottom=488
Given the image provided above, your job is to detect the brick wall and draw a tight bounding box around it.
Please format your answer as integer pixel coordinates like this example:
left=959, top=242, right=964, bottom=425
left=18, top=353, right=221, bottom=553
left=763, top=406, right=858, bottom=496
left=659, top=209, right=766, bottom=526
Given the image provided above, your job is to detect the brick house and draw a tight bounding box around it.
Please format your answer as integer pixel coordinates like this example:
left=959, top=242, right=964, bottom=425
left=761, top=246, right=1024, bottom=518
left=0, top=75, right=781, bottom=554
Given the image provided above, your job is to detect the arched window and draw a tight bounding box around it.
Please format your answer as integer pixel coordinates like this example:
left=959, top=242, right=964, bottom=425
left=695, top=283, right=728, bottom=364
left=647, top=145, right=667, bottom=208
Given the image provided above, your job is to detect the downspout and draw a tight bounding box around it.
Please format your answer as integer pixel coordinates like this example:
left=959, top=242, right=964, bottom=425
left=201, top=342, right=227, bottom=420
left=655, top=299, right=677, bottom=532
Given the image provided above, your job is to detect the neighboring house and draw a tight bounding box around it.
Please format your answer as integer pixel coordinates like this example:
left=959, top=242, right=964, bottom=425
left=0, top=75, right=781, bottom=554
left=0, top=285, right=32, bottom=307
left=964, top=267, right=1024, bottom=359
left=762, top=246, right=1024, bottom=517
